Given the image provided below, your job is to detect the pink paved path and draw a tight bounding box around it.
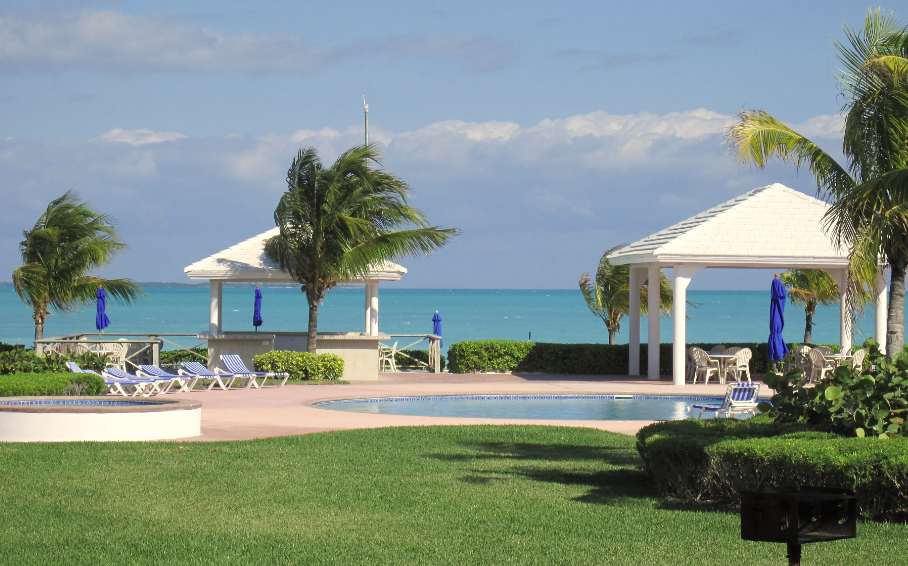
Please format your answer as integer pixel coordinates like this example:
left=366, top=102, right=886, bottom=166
left=172, top=373, right=759, bottom=442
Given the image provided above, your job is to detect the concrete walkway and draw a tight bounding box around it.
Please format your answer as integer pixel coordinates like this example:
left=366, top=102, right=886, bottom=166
left=173, top=373, right=758, bottom=442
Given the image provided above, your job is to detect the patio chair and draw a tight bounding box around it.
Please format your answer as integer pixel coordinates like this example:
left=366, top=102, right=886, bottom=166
left=815, top=346, right=834, bottom=355
left=220, top=354, right=290, bottom=388
left=724, top=348, right=752, bottom=382
left=723, top=346, right=742, bottom=356
left=137, top=365, right=190, bottom=393
left=66, top=361, right=145, bottom=397
left=807, top=348, right=835, bottom=383
left=105, top=367, right=174, bottom=396
left=179, top=361, right=243, bottom=391
left=688, top=382, right=761, bottom=419
left=690, top=348, right=720, bottom=385
left=379, top=342, right=398, bottom=372
left=685, top=347, right=697, bottom=382
left=709, top=345, right=727, bottom=354
left=849, top=348, right=867, bottom=372
left=793, top=345, right=812, bottom=376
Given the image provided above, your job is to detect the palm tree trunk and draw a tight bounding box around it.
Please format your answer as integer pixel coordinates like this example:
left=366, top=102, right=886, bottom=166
left=608, top=330, right=616, bottom=345
left=306, top=301, right=318, bottom=354
left=888, top=255, right=907, bottom=354
left=804, top=304, right=815, bottom=344
left=33, top=312, right=45, bottom=346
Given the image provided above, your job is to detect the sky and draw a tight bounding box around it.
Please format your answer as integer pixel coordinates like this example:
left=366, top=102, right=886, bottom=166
left=0, top=1, right=889, bottom=289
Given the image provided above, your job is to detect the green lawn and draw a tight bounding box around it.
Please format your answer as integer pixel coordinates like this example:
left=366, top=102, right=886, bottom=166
left=0, top=425, right=903, bottom=565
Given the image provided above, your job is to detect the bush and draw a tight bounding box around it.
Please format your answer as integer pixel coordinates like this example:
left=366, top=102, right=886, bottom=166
left=0, top=349, right=110, bottom=375
left=160, top=347, right=207, bottom=366
left=446, top=340, right=841, bottom=375
left=394, top=349, right=447, bottom=371
left=253, top=351, right=345, bottom=381
left=0, top=342, right=25, bottom=354
left=0, top=372, right=106, bottom=396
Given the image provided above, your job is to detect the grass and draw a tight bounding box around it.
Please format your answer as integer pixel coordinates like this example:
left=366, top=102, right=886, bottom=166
left=0, top=425, right=904, bottom=565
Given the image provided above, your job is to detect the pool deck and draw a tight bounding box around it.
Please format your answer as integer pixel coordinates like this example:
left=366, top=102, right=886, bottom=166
left=172, top=373, right=764, bottom=442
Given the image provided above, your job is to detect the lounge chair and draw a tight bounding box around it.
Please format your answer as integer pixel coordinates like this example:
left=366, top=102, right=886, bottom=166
left=66, top=361, right=147, bottom=397
left=219, top=354, right=290, bottom=388
left=137, top=365, right=191, bottom=393
left=105, top=367, right=174, bottom=396
left=179, top=361, right=243, bottom=391
left=688, top=383, right=761, bottom=419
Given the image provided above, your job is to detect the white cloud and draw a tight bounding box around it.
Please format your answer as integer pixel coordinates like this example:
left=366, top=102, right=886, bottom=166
left=99, top=128, right=187, bottom=146
left=0, top=9, right=514, bottom=74
left=789, top=114, right=844, bottom=139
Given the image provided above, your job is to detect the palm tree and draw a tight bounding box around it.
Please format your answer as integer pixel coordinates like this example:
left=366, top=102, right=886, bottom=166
left=13, top=191, right=144, bottom=345
left=265, top=145, right=459, bottom=353
left=726, top=9, right=908, bottom=351
left=579, top=246, right=673, bottom=344
left=780, top=270, right=840, bottom=343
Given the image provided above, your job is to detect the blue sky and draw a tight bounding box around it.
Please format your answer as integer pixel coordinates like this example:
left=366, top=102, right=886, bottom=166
left=0, top=1, right=889, bottom=289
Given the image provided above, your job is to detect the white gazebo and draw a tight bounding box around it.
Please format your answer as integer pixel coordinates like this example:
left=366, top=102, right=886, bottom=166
left=184, top=227, right=407, bottom=336
left=183, top=227, right=407, bottom=379
left=607, top=183, right=889, bottom=386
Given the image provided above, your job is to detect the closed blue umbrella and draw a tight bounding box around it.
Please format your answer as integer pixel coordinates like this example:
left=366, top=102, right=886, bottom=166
left=96, top=285, right=110, bottom=337
left=432, top=311, right=442, bottom=347
left=768, top=275, right=789, bottom=361
left=253, top=286, right=263, bottom=331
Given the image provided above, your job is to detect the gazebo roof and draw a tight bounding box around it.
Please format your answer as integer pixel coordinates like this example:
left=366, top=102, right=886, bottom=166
left=608, top=183, right=849, bottom=269
left=184, top=227, right=407, bottom=282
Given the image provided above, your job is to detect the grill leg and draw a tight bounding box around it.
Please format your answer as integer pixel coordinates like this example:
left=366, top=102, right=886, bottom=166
left=787, top=543, right=801, bottom=566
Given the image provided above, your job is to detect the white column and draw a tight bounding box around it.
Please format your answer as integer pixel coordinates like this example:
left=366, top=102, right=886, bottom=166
left=875, top=268, right=888, bottom=354
left=835, top=268, right=851, bottom=353
left=647, top=264, right=661, bottom=380
left=364, top=283, right=372, bottom=335
left=672, top=265, right=701, bottom=386
left=209, top=280, right=222, bottom=335
left=628, top=266, right=644, bottom=375
left=368, top=281, right=380, bottom=336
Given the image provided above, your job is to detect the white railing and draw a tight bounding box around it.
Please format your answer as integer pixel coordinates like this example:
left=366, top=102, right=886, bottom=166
left=35, top=333, right=207, bottom=370
left=380, top=334, right=442, bottom=373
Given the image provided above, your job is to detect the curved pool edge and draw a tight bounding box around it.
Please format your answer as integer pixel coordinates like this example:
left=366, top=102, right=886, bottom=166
left=0, top=397, right=203, bottom=442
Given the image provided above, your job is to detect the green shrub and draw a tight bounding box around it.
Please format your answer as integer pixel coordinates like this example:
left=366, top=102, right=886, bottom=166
left=0, top=372, right=106, bottom=396
left=446, top=340, right=841, bottom=375
left=760, top=339, right=908, bottom=438
left=0, top=342, right=25, bottom=354
left=0, top=350, right=110, bottom=375
left=394, top=349, right=446, bottom=371
left=160, top=347, right=207, bottom=366
left=253, top=351, right=345, bottom=381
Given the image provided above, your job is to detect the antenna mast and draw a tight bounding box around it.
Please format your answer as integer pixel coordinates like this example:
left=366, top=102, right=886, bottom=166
left=363, top=94, right=369, bottom=145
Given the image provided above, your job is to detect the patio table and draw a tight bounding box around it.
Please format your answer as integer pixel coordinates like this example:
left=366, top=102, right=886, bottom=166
left=707, top=354, right=736, bottom=384
left=823, top=353, right=852, bottom=367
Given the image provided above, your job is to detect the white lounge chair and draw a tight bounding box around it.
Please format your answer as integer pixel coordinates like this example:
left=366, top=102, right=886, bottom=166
left=137, top=365, right=189, bottom=393
left=220, top=354, right=290, bottom=388
left=66, top=361, right=147, bottom=397
left=105, top=367, right=174, bottom=396
left=179, top=361, right=243, bottom=391
left=689, top=383, right=761, bottom=419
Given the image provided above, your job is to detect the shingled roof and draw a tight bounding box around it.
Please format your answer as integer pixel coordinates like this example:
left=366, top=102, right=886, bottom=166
left=184, top=228, right=407, bottom=282
left=607, top=183, right=850, bottom=268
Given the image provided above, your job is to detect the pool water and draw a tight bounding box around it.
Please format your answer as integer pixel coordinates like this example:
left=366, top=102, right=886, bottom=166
left=314, top=394, right=746, bottom=421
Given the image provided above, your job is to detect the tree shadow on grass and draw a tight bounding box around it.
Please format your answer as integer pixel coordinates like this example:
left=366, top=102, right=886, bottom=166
left=428, top=440, right=641, bottom=467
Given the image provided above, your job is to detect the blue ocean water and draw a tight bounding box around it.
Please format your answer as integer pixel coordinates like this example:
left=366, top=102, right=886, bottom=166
left=0, top=285, right=887, bottom=353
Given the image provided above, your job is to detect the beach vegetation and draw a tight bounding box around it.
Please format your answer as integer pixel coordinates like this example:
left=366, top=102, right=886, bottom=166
left=780, top=269, right=841, bottom=343
left=265, top=145, right=458, bottom=353
left=0, top=349, right=109, bottom=375
left=726, top=9, right=908, bottom=351
left=12, top=191, right=144, bottom=345
left=0, top=425, right=904, bottom=563
left=160, top=347, right=207, bottom=367
left=253, top=350, right=344, bottom=380
left=579, top=245, right=673, bottom=344
left=0, top=371, right=105, bottom=396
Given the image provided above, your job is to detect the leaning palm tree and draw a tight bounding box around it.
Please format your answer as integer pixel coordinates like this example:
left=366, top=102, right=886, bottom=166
left=579, top=246, right=673, bottom=344
left=265, top=145, right=459, bottom=353
left=726, top=9, right=908, bottom=351
left=780, top=270, right=840, bottom=344
left=13, top=191, right=144, bottom=344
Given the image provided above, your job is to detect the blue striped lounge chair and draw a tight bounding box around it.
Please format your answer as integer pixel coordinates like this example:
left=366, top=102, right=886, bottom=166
left=105, top=367, right=174, bottom=396
left=688, top=383, right=761, bottom=420
left=178, top=361, right=243, bottom=391
left=137, top=365, right=192, bottom=393
left=66, top=361, right=146, bottom=397
left=220, top=354, right=290, bottom=388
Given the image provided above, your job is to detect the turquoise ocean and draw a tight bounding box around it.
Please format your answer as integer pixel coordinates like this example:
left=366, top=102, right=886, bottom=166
left=0, top=285, right=889, bottom=353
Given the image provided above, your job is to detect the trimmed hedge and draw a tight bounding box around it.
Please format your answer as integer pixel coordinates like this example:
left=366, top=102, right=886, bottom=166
left=0, top=372, right=106, bottom=396
left=446, top=340, right=841, bottom=375
left=636, top=418, right=908, bottom=521
left=0, top=349, right=110, bottom=375
left=253, top=351, right=344, bottom=381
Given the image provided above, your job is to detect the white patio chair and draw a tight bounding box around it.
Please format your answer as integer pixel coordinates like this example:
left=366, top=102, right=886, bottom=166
left=807, top=349, right=835, bottom=383
left=793, top=345, right=812, bottom=376
left=689, top=383, right=761, bottom=419
left=691, top=348, right=720, bottom=385
left=723, top=346, right=742, bottom=356
left=815, top=346, right=834, bottom=355
left=849, top=348, right=867, bottom=372
left=379, top=342, right=398, bottom=372
left=685, top=347, right=697, bottom=382
left=709, top=345, right=727, bottom=354
left=725, top=348, right=752, bottom=382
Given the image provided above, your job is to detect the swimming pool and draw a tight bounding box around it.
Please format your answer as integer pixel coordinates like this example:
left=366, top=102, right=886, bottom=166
left=314, top=394, right=755, bottom=421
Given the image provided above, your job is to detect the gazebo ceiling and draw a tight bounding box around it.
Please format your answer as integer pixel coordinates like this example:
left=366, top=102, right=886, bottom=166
left=608, top=183, right=849, bottom=269
left=184, top=227, right=407, bottom=282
